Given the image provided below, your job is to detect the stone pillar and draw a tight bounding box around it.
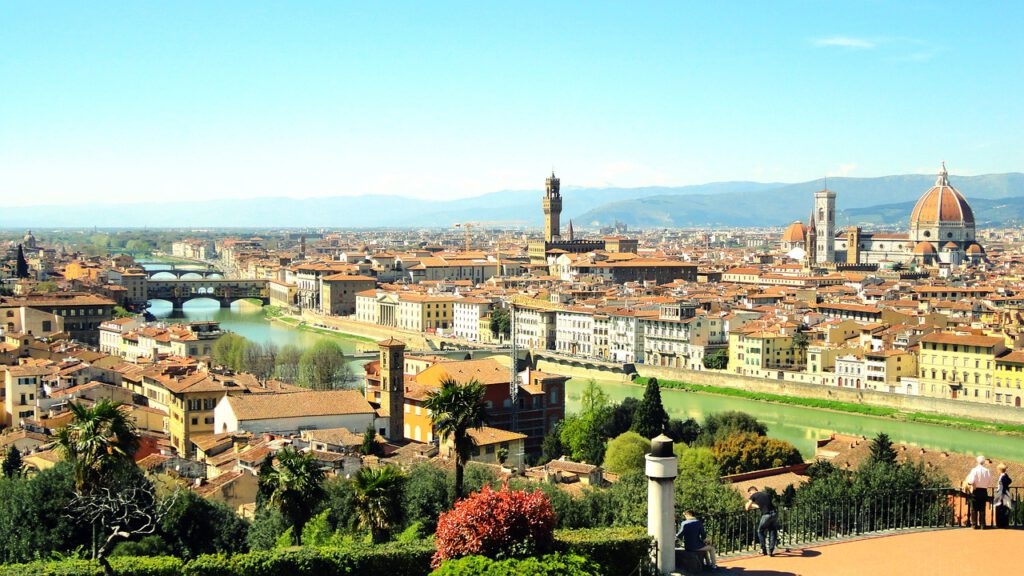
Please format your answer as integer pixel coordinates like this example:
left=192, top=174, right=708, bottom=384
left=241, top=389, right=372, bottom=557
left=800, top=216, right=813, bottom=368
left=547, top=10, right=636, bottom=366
left=646, top=434, right=678, bottom=576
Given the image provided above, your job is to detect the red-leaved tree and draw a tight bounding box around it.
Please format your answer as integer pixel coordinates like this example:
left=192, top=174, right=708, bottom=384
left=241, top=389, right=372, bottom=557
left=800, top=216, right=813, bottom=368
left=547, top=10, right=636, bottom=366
left=432, top=484, right=556, bottom=567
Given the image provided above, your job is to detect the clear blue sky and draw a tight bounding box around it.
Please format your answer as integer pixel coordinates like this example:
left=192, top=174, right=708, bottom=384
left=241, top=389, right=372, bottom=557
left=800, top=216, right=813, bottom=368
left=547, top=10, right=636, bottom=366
left=2, top=1, right=1021, bottom=206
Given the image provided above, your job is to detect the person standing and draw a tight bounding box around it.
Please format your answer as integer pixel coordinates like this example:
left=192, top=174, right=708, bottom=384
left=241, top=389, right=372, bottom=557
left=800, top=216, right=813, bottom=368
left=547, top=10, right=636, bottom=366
left=677, top=511, right=718, bottom=570
left=965, top=455, right=994, bottom=529
left=745, top=486, right=778, bottom=556
left=993, top=463, right=1013, bottom=529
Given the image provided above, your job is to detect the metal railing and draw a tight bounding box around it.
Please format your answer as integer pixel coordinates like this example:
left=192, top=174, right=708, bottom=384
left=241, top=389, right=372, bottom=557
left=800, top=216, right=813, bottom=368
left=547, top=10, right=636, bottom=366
left=703, top=487, right=1024, bottom=557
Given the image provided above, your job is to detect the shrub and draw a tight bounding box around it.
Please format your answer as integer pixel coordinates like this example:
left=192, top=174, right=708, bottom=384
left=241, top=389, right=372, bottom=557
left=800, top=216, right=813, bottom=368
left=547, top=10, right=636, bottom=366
left=555, top=527, right=653, bottom=576
left=431, top=553, right=601, bottom=576
left=711, top=432, right=803, bottom=475
left=603, top=431, right=651, bottom=475
left=0, top=557, right=184, bottom=576
left=433, top=484, right=556, bottom=567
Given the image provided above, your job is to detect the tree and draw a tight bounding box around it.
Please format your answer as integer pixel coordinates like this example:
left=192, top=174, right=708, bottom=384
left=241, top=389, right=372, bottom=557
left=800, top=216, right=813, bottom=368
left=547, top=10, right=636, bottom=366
left=112, top=306, right=134, bottom=319
left=559, top=380, right=612, bottom=465
left=424, top=378, right=488, bottom=499
left=489, top=308, right=511, bottom=341
left=675, top=446, right=744, bottom=517
left=16, top=245, right=30, bottom=279
left=353, top=465, right=406, bottom=544
left=402, top=463, right=451, bottom=533
left=696, top=411, right=767, bottom=446
left=212, top=333, right=250, bottom=372
left=67, top=483, right=178, bottom=576
left=605, top=396, right=640, bottom=438
left=711, top=432, right=803, bottom=475
left=159, top=490, right=249, bottom=558
left=298, top=340, right=355, bottom=390
left=275, top=344, right=303, bottom=383
left=55, top=400, right=139, bottom=492
left=0, top=464, right=90, bottom=563
left=244, top=342, right=279, bottom=384
left=360, top=423, right=382, bottom=456
left=703, top=348, right=729, bottom=370
left=540, top=427, right=565, bottom=464
left=631, top=378, right=669, bottom=439
left=433, top=485, right=556, bottom=567
left=868, top=432, right=898, bottom=466
left=259, top=448, right=326, bottom=544
left=603, top=432, right=650, bottom=475
left=1, top=446, right=24, bottom=479
left=666, top=418, right=702, bottom=444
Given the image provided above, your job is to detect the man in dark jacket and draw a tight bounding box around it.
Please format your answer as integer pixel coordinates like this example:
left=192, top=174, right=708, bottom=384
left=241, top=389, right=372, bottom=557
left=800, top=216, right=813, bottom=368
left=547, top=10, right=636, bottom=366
left=677, top=511, right=718, bottom=569
left=745, top=486, right=778, bottom=556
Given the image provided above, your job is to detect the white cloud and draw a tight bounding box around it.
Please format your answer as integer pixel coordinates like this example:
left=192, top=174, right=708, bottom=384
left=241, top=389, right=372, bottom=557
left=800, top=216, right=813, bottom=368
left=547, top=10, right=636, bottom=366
left=813, top=36, right=877, bottom=49
left=827, top=163, right=859, bottom=177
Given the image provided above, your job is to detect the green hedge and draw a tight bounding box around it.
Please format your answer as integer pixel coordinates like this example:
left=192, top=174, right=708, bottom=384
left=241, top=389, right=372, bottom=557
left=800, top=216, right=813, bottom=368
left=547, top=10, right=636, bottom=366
left=431, top=553, right=601, bottom=576
left=0, top=557, right=183, bottom=576
left=0, top=528, right=647, bottom=576
left=555, top=527, right=652, bottom=576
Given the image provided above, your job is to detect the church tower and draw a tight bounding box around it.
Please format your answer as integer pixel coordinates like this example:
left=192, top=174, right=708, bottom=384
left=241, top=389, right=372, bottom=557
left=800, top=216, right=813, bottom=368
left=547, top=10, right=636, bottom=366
left=543, top=172, right=562, bottom=243
left=814, top=185, right=836, bottom=264
left=805, top=210, right=817, bottom=265
left=377, top=337, right=406, bottom=441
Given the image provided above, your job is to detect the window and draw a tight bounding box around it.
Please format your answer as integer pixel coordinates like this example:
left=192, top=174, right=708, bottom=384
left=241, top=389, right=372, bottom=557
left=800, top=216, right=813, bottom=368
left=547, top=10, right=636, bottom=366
left=191, top=417, right=198, bottom=425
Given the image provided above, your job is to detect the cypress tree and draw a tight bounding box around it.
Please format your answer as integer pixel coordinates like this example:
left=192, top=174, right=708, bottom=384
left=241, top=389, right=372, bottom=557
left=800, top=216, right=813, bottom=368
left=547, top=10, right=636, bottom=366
left=631, top=378, right=669, bottom=439
left=2, top=446, right=24, bottom=478
left=15, top=245, right=30, bottom=279
left=868, top=432, right=897, bottom=465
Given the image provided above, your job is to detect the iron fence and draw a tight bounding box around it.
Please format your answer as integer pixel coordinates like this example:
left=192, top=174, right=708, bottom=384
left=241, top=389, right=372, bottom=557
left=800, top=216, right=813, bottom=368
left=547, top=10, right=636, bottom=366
left=702, top=486, right=1024, bottom=557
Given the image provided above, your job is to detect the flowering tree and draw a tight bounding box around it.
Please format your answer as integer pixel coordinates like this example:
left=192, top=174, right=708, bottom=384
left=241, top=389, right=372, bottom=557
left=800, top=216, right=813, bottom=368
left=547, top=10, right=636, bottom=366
left=433, top=484, right=556, bottom=567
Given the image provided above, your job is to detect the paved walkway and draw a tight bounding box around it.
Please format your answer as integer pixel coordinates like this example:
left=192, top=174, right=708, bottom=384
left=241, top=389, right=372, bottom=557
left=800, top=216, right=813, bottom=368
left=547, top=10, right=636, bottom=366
left=718, top=528, right=1023, bottom=576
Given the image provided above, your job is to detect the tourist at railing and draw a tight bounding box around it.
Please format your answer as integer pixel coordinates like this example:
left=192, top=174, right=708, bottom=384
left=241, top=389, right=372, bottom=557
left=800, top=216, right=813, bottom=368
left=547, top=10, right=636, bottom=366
left=964, top=455, right=994, bottom=529
left=994, top=463, right=1013, bottom=529
left=678, top=510, right=719, bottom=570
left=745, top=485, right=779, bottom=556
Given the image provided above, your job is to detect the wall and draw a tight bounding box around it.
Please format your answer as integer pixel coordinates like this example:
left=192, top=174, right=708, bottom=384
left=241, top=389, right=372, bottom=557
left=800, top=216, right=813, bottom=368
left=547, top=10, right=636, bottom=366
left=531, top=352, right=1024, bottom=425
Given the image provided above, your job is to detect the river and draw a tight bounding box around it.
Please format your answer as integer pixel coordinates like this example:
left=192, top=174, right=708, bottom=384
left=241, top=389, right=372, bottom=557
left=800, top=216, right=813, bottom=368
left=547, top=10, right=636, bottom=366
left=138, top=264, right=1024, bottom=464
left=566, top=378, right=1024, bottom=463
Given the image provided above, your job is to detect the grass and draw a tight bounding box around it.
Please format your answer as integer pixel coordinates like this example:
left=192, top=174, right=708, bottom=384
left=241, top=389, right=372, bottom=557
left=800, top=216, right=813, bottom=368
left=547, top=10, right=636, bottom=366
left=633, top=376, right=1024, bottom=436
left=266, top=311, right=377, bottom=344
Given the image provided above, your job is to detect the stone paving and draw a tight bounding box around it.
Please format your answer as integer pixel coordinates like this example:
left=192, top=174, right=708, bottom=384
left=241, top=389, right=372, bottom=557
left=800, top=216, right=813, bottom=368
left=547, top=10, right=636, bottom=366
left=717, top=528, right=1023, bottom=576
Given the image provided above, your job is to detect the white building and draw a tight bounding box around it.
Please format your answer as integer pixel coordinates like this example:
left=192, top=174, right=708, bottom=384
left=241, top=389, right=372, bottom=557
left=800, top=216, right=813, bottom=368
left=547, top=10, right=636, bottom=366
left=555, top=307, right=595, bottom=357
left=453, top=298, right=494, bottom=342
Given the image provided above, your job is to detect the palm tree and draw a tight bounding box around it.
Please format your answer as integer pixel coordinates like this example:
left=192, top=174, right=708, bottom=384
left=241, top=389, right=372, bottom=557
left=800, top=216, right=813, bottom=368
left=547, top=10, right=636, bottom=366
left=424, top=377, right=487, bottom=499
left=260, top=447, right=326, bottom=544
left=55, top=400, right=139, bottom=492
left=353, top=465, right=406, bottom=543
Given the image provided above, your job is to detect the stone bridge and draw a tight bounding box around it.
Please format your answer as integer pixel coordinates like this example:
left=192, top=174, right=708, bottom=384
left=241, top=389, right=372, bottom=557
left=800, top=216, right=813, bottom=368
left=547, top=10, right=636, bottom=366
left=146, top=279, right=269, bottom=309
left=144, top=264, right=223, bottom=279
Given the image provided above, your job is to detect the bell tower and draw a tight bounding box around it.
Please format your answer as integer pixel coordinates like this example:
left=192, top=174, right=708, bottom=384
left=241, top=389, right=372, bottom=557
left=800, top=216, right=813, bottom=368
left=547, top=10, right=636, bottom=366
left=377, top=337, right=406, bottom=441
left=814, top=184, right=836, bottom=264
left=543, top=171, right=562, bottom=243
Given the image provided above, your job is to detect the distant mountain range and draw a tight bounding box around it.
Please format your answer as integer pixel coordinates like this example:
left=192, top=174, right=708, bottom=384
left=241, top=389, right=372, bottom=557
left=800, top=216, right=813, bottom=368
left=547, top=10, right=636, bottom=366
left=3, top=173, right=1023, bottom=229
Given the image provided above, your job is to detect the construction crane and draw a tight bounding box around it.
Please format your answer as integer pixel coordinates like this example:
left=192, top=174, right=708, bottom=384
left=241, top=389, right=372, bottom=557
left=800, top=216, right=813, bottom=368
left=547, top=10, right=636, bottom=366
left=452, top=221, right=526, bottom=253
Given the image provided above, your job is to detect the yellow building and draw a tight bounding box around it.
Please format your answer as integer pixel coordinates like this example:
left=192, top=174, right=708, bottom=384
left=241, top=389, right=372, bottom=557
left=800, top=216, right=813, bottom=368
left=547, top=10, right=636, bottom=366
left=992, top=350, right=1024, bottom=408
left=397, top=294, right=456, bottom=333
left=917, top=332, right=1003, bottom=402
left=729, top=330, right=804, bottom=376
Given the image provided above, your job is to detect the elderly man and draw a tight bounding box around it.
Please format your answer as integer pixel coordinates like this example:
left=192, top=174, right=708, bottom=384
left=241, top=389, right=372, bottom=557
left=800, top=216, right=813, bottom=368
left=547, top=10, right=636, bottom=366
left=965, top=455, right=994, bottom=529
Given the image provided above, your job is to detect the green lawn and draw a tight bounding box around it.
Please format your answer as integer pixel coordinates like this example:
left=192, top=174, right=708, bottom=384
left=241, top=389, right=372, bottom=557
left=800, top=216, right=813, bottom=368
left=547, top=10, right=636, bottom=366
left=634, top=376, right=1024, bottom=436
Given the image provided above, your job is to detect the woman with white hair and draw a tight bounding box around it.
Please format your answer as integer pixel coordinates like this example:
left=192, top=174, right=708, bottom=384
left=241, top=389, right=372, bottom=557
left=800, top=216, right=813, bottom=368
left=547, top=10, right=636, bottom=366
left=965, top=455, right=994, bottom=529
left=994, top=463, right=1013, bottom=529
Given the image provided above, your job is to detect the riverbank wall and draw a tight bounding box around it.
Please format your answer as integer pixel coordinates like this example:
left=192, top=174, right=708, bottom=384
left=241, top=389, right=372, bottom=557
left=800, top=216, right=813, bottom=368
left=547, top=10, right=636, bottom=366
left=532, top=351, right=1024, bottom=426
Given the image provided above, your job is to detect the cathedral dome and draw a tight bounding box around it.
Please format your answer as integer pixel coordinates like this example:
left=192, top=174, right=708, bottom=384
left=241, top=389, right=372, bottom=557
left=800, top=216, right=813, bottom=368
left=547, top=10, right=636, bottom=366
left=781, top=221, right=807, bottom=243
left=966, top=243, right=985, bottom=255
left=909, top=164, right=974, bottom=226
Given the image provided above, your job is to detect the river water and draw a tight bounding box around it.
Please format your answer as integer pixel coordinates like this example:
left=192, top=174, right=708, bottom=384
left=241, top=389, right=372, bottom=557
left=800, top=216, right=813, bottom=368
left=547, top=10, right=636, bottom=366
left=139, top=264, right=1024, bottom=464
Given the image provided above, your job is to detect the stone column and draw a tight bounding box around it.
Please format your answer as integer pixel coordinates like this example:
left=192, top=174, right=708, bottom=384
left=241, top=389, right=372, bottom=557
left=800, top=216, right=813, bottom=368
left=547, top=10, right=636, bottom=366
left=646, top=434, right=678, bottom=575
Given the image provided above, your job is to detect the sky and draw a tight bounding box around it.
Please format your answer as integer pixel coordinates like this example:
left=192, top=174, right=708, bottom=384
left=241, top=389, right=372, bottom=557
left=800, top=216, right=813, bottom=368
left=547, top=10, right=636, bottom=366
left=2, top=1, right=1022, bottom=207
